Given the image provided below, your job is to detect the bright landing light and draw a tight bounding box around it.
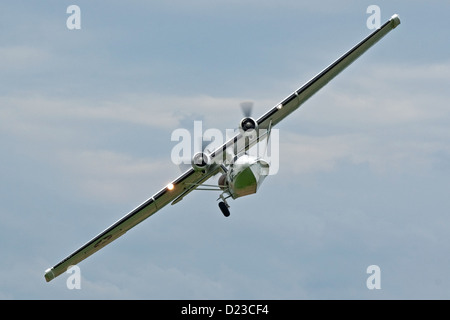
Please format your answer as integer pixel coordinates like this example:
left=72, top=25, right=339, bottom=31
left=167, top=183, right=175, bottom=190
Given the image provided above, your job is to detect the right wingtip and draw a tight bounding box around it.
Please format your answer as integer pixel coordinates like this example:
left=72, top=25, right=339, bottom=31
left=44, top=268, right=55, bottom=282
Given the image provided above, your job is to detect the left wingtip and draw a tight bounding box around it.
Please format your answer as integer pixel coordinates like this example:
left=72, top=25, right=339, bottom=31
left=390, top=14, right=401, bottom=28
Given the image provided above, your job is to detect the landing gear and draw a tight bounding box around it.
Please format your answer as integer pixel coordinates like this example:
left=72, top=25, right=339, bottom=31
left=218, top=201, right=230, bottom=217
left=218, top=192, right=231, bottom=217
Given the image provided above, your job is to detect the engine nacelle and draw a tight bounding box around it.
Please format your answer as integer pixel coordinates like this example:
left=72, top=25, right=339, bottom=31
left=239, top=117, right=258, bottom=135
left=191, top=152, right=211, bottom=171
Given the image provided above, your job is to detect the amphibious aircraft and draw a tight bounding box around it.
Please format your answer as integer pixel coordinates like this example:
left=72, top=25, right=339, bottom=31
left=44, top=14, right=401, bottom=282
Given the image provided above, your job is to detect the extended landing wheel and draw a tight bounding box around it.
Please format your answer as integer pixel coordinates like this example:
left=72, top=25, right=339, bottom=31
left=218, top=201, right=230, bottom=217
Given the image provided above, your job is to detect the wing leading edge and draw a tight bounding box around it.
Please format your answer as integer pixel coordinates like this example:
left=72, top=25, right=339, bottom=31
left=44, top=14, right=400, bottom=282
left=257, top=14, right=401, bottom=131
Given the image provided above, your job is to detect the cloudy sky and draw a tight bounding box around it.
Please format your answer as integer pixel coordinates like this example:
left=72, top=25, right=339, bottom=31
left=1, top=1, right=449, bottom=299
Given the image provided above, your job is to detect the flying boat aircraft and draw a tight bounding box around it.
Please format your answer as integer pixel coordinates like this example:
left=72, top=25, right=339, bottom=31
left=44, top=14, right=401, bottom=282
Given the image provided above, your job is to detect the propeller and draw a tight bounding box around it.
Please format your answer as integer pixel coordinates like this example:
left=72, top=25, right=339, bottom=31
left=240, top=101, right=254, bottom=118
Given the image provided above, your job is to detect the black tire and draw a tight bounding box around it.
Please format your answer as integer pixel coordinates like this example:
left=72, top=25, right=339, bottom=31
left=218, top=202, right=230, bottom=217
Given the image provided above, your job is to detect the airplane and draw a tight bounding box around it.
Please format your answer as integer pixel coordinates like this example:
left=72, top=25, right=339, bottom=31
left=44, top=14, right=401, bottom=282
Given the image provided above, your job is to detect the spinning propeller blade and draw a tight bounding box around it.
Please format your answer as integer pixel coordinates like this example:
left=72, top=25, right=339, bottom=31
left=240, top=101, right=254, bottom=118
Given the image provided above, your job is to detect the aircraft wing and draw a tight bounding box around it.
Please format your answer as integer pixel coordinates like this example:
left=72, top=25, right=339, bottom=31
left=208, top=14, right=400, bottom=162
left=256, top=14, right=401, bottom=131
left=44, top=166, right=219, bottom=282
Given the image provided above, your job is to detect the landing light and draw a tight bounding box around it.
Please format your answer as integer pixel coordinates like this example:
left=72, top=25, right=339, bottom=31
left=167, top=183, right=175, bottom=191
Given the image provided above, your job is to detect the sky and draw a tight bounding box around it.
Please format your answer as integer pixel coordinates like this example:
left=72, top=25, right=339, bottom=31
left=1, top=1, right=450, bottom=299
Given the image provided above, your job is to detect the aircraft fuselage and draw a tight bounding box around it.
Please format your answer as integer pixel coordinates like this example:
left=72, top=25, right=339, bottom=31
left=227, top=155, right=269, bottom=199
